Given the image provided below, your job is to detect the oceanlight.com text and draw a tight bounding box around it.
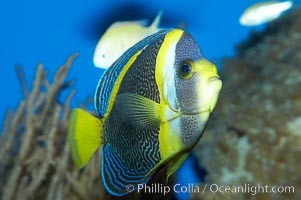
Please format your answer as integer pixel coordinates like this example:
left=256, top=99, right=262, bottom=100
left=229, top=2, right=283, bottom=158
left=128, top=183, right=295, bottom=196
left=207, top=183, right=295, bottom=196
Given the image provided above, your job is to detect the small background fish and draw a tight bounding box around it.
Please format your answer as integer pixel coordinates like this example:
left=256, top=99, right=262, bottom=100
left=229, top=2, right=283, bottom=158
left=93, top=10, right=164, bottom=69
left=239, top=0, right=293, bottom=26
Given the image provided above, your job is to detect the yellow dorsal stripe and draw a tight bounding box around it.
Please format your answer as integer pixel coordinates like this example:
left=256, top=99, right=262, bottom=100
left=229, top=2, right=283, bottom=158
left=69, top=47, right=142, bottom=170
left=104, top=50, right=142, bottom=119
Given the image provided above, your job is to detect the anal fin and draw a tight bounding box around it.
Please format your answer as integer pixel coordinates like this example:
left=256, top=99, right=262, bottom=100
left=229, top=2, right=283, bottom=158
left=102, top=144, right=148, bottom=196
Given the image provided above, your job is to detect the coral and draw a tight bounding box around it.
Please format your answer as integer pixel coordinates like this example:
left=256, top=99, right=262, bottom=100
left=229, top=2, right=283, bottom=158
left=0, top=53, right=175, bottom=200
left=193, top=7, right=301, bottom=200
left=0, top=54, right=104, bottom=200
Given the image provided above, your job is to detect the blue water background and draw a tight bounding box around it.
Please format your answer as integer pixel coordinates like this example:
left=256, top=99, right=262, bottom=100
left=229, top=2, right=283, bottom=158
left=1, top=1, right=298, bottom=199
left=0, top=0, right=265, bottom=125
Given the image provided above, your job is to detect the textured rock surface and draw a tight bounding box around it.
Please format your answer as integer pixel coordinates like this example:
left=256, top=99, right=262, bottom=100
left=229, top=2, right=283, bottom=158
left=193, top=7, right=301, bottom=200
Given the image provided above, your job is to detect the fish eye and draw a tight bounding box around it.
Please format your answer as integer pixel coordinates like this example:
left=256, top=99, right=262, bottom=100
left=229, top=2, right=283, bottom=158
left=102, top=54, right=105, bottom=58
left=177, top=61, right=193, bottom=79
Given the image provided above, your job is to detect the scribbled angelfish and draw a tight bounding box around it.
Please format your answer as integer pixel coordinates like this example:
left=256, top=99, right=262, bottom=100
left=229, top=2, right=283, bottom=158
left=68, top=29, right=222, bottom=196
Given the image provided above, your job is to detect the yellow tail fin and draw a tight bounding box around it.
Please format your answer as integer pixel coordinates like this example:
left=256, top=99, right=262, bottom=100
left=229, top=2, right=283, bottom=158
left=68, top=108, right=103, bottom=169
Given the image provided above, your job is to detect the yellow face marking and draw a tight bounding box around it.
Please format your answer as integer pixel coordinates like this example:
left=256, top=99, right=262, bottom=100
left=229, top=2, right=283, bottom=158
left=155, top=29, right=184, bottom=160
left=193, top=59, right=219, bottom=77
left=193, top=59, right=222, bottom=114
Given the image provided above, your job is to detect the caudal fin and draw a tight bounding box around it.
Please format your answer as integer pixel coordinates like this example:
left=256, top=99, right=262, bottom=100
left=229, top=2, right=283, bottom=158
left=68, top=108, right=103, bottom=169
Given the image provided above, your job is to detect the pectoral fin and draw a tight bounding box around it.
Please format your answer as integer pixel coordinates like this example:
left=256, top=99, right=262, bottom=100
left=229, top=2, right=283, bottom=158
left=115, top=93, right=172, bottom=128
left=68, top=108, right=103, bottom=169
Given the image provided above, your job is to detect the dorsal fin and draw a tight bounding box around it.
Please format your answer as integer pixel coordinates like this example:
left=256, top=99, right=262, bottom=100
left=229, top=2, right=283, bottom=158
left=150, top=10, right=163, bottom=29
left=94, top=29, right=170, bottom=118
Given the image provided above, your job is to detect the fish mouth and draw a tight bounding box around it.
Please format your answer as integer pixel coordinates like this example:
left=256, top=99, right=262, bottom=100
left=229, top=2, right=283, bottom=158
left=178, top=75, right=221, bottom=116
left=208, top=75, right=220, bottom=82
